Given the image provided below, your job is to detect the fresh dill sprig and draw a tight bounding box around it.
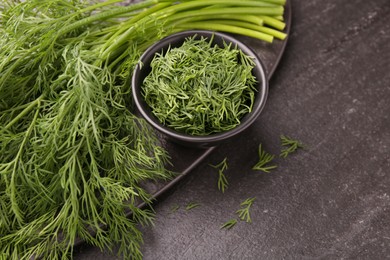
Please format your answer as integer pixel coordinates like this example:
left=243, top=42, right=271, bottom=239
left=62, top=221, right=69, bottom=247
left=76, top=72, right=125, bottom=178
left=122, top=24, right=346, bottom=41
left=236, top=197, right=256, bottom=223
left=186, top=202, right=200, bottom=211
left=252, top=144, right=277, bottom=172
left=0, top=2, right=174, bottom=259
left=209, top=157, right=229, bottom=193
left=220, top=219, right=238, bottom=230
left=280, top=135, right=304, bottom=158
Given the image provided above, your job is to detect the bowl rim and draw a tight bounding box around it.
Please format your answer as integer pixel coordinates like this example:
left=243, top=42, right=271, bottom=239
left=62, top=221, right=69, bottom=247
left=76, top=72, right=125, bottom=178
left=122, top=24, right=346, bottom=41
left=132, top=30, right=268, bottom=145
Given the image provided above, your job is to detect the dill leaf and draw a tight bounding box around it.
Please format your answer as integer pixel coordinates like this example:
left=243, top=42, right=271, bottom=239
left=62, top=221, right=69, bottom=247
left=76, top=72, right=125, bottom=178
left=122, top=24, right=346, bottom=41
left=186, top=202, right=200, bottom=211
left=209, top=157, right=229, bottom=193
left=236, top=197, right=256, bottom=223
left=220, top=219, right=238, bottom=230
left=280, top=135, right=304, bottom=158
left=252, top=144, right=277, bottom=172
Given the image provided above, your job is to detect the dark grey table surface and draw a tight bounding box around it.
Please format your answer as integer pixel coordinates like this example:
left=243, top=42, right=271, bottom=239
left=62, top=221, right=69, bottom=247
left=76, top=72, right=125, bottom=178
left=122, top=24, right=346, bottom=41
left=76, top=0, right=390, bottom=259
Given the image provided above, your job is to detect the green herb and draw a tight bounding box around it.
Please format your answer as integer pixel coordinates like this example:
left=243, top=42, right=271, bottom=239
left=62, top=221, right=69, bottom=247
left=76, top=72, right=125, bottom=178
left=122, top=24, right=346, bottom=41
left=280, top=135, right=304, bottom=158
left=142, top=36, right=257, bottom=135
left=0, top=0, right=286, bottom=258
left=209, top=157, right=229, bottom=193
left=252, top=144, right=277, bottom=172
left=186, top=202, right=201, bottom=211
left=170, top=205, right=180, bottom=213
left=220, top=219, right=238, bottom=230
left=236, top=198, right=256, bottom=223
left=221, top=197, right=256, bottom=229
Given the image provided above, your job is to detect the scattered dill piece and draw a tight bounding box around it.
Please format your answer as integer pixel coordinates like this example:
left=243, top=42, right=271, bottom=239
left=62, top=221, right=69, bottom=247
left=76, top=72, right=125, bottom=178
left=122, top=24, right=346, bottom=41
left=220, top=197, right=257, bottom=230
left=252, top=144, right=277, bottom=172
left=142, top=36, right=257, bottom=136
left=280, top=135, right=304, bottom=158
left=209, top=157, right=229, bottom=193
left=217, top=171, right=229, bottom=193
left=236, top=197, right=256, bottom=223
left=186, top=202, right=200, bottom=211
left=170, top=205, right=180, bottom=214
left=220, top=219, right=238, bottom=230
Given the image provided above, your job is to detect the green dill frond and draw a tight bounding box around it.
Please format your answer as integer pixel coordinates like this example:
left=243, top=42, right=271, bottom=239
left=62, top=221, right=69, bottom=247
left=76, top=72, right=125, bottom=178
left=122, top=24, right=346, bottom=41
left=209, top=157, right=229, bottom=193
left=186, top=202, right=201, bottom=211
left=236, top=197, right=256, bottom=223
left=220, top=219, right=238, bottom=230
left=280, top=135, right=304, bottom=158
left=252, top=144, right=277, bottom=172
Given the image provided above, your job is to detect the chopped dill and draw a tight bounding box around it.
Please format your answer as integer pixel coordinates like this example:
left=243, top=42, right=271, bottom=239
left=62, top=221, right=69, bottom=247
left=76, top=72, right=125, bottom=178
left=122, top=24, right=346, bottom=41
left=142, top=36, right=257, bottom=136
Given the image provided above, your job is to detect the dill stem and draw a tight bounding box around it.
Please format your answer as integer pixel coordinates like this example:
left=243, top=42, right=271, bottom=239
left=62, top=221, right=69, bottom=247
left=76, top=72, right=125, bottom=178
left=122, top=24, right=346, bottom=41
left=195, top=0, right=285, bottom=3
left=208, top=20, right=286, bottom=40
left=254, top=0, right=286, bottom=4
left=177, top=22, right=274, bottom=43
left=160, top=0, right=283, bottom=14
left=257, top=25, right=287, bottom=40
left=0, top=103, right=35, bottom=115
left=165, top=7, right=284, bottom=22
left=273, top=15, right=284, bottom=21
left=100, top=4, right=283, bottom=59
left=170, top=14, right=264, bottom=26
left=58, top=0, right=158, bottom=38
left=0, top=96, right=43, bottom=135
left=102, top=2, right=171, bottom=47
left=9, top=100, right=41, bottom=224
left=100, top=2, right=171, bottom=59
left=259, top=15, right=286, bottom=30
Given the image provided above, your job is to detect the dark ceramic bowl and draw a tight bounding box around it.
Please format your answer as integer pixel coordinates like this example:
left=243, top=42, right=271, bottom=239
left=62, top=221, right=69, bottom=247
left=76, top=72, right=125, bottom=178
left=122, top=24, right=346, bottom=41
left=132, top=30, right=268, bottom=148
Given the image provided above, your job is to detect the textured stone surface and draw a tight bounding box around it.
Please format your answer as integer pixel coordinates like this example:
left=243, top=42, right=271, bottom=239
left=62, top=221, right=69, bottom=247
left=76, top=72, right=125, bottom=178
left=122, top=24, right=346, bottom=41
left=75, top=0, right=390, bottom=259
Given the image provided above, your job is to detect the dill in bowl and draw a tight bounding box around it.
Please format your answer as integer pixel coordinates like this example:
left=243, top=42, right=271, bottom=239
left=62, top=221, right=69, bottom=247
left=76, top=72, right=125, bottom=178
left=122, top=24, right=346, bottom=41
left=141, top=36, right=257, bottom=136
